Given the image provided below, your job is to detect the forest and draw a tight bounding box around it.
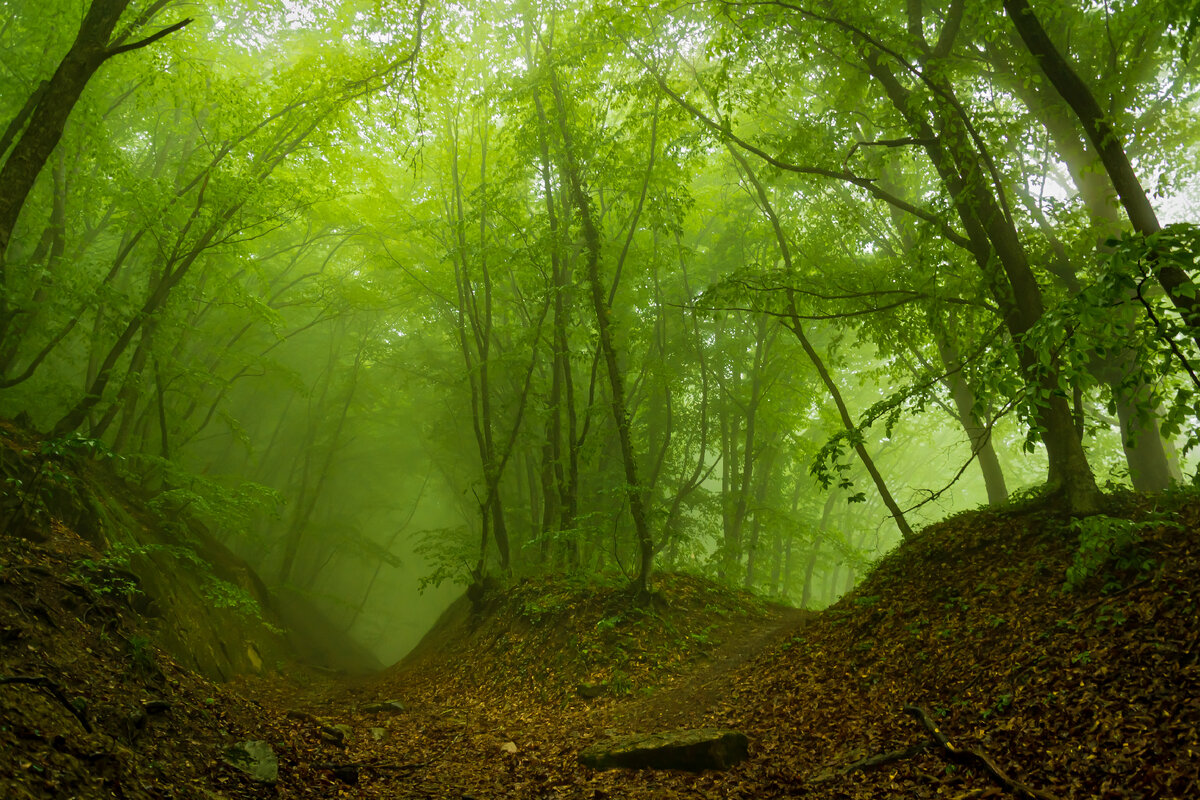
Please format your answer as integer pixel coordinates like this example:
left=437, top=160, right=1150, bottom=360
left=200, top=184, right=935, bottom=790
left=0, top=0, right=1199, bottom=797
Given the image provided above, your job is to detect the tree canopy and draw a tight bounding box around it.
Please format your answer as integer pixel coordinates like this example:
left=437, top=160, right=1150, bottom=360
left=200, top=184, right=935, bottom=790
left=2, top=0, right=1198, bottom=650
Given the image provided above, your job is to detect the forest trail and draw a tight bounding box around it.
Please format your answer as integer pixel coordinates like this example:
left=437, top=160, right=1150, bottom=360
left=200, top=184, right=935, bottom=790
left=247, top=602, right=812, bottom=731
left=605, top=605, right=811, bottom=730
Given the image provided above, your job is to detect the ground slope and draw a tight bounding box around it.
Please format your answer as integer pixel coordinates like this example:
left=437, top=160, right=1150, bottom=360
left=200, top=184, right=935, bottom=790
left=283, top=495, right=1199, bottom=799
left=3, top=441, right=1199, bottom=799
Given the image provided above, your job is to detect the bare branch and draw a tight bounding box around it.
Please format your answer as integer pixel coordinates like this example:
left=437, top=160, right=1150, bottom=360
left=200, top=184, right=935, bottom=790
left=104, top=18, right=192, bottom=59
left=625, top=45, right=974, bottom=250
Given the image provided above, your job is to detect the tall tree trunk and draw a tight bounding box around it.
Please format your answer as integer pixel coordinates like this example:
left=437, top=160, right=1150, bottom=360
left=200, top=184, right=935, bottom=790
left=717, top=361, right=741, bottom=580
left=548, top=69, right=655, bottom=597
left=531, top=86, right=578, bottom=567
left=97, top=317, right=157, bottom=447
left=1004, top=0, right=1200, bottom=348
left=884, top=201, right=1010, bottom=505
left=0, top=0, right=188, bottom=341
left=866, top=53, right=1101, bottom=514
left=277, top=331, right=363, bottom=586
left=934, top=335, right=1009, bottom=505
left=771, top=478, right=803, bottom=598
left=0, top=149, right=68, bottom=375
left=800, top=491, right=836, bottom=609
left=0, top=0, right=133, bottom=263
left=658, top=252, right=714, bottom=551
left=446, top=117, right=508, bottom=576
left=1112, top=376, right=1174, bottom=491
left=53, top=193, right=243, bottom=435
left=727, top=312, right=771, bottom=580
left=743, top=440, right=778, bottom=589
left=990, top=33, right=1176, bottom=489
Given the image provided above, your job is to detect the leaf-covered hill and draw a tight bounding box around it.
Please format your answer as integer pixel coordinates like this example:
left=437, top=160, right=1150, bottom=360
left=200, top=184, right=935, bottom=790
left=379, top=571, right=804, bottom=711
left=692, top=493, right=1200, bottom=798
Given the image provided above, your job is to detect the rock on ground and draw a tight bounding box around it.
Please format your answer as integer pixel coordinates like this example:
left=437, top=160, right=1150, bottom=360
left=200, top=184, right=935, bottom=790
left=578, top=728, right=749, bottom=772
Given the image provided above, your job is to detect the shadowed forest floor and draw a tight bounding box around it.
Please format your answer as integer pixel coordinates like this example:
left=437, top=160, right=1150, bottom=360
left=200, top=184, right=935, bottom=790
left=2, top=485, right=1199, bottom=798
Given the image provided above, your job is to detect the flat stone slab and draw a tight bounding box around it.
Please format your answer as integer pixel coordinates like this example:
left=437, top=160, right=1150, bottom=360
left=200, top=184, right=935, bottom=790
left=361, top=700, right=406, bottom=714
left=223, top=740, right=278, bottom=784
left=578, top=728, right=749, bottom=772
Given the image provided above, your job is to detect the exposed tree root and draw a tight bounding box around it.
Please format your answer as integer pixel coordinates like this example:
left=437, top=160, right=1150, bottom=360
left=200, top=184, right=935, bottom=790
left=0, top=674, right=92, bottom=731
left=903, top=705, right=1060, bottom=800
left=843, top=739, right=935, bottom=773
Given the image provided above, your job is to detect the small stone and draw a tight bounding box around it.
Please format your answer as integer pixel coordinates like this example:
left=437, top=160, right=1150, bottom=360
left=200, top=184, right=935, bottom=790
left=320, top=724, right=352, bottom=744
left=224, top=740, right=278, bottom=784
left=142, top=699, right=172, bottom=714
left=361, top=700, right=406, bottom=714
left=330, top=764, right=358, bottom=784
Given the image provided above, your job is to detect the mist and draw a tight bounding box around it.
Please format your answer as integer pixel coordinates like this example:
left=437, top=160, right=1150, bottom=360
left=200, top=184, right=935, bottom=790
left=0, top=1, right=1198, bottom=796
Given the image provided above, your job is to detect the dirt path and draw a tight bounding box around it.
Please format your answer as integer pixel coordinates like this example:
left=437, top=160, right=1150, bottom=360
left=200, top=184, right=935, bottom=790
left=606, top=605, right=811, bottom=730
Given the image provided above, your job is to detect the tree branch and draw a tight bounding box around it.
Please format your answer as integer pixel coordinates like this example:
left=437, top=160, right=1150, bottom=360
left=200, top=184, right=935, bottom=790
left=903, top=705, right=1061, bottom=800
left=104, top=18, right=192, bottom=59
left=628, top=48, right=973, bottom=250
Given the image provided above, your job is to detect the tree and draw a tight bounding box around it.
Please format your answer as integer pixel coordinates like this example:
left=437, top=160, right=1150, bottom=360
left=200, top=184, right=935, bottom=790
left=546, top=62, right=657, bottom=596
left=0, top=0, right=189, bottom=341
left=1004, top=0, right=1200, bottom=347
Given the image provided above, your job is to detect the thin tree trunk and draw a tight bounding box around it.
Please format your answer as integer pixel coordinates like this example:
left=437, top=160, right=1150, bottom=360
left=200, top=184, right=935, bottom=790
left=727, top=143, right=914, bottom=539
left=277, top=331, right=363, bottom=586
left=531, top=85, right=577, bottom=565
left=744, top=441, right=778, bottom=589
left=728, top=312, right=771, bottom=579
left=934, top=335, right=1009, bottom=505
left=547, top=69, right=655, bottom=596
left=346, top=468, right=432, bottom=630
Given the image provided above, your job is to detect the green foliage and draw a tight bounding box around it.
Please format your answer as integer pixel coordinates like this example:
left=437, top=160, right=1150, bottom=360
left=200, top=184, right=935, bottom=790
left=412, top=525, right=476, bottom=591
left=1022, top=224, right=1200, bottom=469
left=981, top=693, right=1013, bottom=720
left=810, top=378, right=936, bottom=502
left=1167, top=0, right=1200, bottom=58
left=1, top=0, right=1197, bottom=639
left=127, top=635, right=156, bottom=674
left=608, top=669, right=633, bottom=696
left=0, top=432, right=119, bottom=537
left=74, top=541, right=278, bottom=631
left=126, top=455, right=282, bottom=544
left=1064, top=514, right=1166, bottom=592
left=73, top=548, right=145, bottom=605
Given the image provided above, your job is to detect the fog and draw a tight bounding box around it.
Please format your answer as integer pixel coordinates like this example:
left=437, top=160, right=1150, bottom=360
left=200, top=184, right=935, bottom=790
left=1, top=0, right=1196, bottom=663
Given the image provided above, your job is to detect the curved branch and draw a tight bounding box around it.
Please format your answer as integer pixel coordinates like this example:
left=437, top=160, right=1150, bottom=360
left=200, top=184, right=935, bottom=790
left=735, top=0, right=1017, bottom=228
left=633, top=54, right=973, bottom=250
left=104, top=18, right=192, bottom=58
left=903, top=705, right=1061, bottom=800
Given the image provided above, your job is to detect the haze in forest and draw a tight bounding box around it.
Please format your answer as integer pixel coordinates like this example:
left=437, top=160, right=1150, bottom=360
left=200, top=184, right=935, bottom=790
left=1, top=0, right=1198, bottom=661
